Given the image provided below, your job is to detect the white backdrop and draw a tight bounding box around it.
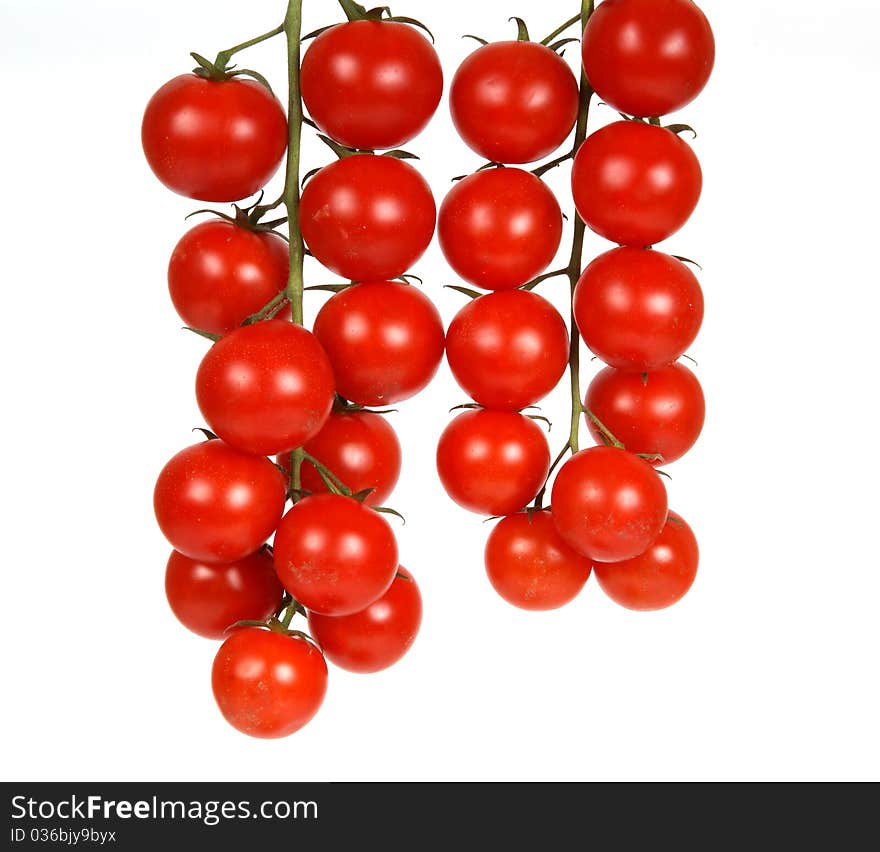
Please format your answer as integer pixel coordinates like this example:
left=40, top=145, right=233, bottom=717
left=2, top=0, right=878, bottom=781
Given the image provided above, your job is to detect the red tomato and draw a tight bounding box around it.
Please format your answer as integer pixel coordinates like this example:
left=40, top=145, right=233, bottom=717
left=438, top=168, right=563, bottom=291
left=313, top=281, right=444, bottom=406
left=195, top=319, right=335, bottom=456
left=308, top=566, right=422, bottom=673
left=582, top=0, right=715, bottom=118
left=436, top=410, right=550, bottom=516
left=550, top=446, right=667, bottom=562
left=212, top=628, right=327, bottom=738
left=299, top=154, right=436, bottom=281
left=301, top=21, right=442, bottom=149
left=571, top=121, right=702, bottom=247
left=573, top=247, right=703, bottom=371
left=154, top=440, right=287, bottom=564
left=273, top=494, right=398, bottom=616
left=585, top=363, right=705, bottom=465
left=484, top=511, right=592, bottom=611
left=445, top=290, right=568, bottom=411
left=277, top=411, right=402, bottom=505
left=450, top=41, right=579, bottom=164
left=593, top=511, right=698, bottom=610
left=168, top=219, right=290, bottom=337
left=142, top=74, right=287, bottom=201
left=164, top=548, right=284, bottom=640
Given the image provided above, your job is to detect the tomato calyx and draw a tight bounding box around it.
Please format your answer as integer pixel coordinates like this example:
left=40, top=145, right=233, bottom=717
left=332, top=1, right=435, bottom=42
left=332, top=394, right=399, bottom=417
left=464, top=15, right=579, bottom=54
left=608, top=111, right=699, bottom=138
left=185, top=194, right=289, bottom=238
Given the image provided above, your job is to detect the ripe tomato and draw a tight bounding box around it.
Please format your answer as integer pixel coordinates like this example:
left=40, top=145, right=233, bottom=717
left=550, top=446, right=667, bottom=562
left=278, top=410, right=402, bottom=505
left=436, top=410, right=550, bottom=516
left=573, top=247, right=703, bottom=371
left=445, top=290, right=568, bottom=411
left=438, top=167, right=563, bottom=291
left=212, top=628, right=327, bottom=738
left=484, top=511, right=592, bottom=611
left=313, top=281, right=444, bottom=406
left=450, top=41, right=579, bottom=164
left=301, top=21, right=442, bottom=149
left=164, top=548, right=284, bottom=640
left=273, top=494, right=398, bottom=616
left=571, top=121, right=702, bottom=247
left=308, top=566, right=422, bottom=673
left=585, top=363, right=705, bottom=465
left=582, top=0, right=715, bottom=118
left=195, top=319, right=335, bottom=456
left=593, top=511, right=698, bottom=610
left=142, top=74, right=287, bottom=201
left=168, top=219, right=289, bottom=337
left=154, top=440, right=287, bottom=564
left=299, top=154, right=436, bottom=281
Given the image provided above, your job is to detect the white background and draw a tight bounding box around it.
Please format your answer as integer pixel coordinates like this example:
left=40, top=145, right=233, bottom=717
left=1, top=0, right=878, bottom=782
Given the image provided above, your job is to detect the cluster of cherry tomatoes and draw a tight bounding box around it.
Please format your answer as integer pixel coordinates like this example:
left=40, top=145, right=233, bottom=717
left=437, top=0, right=714, bottom=613
left=143, top=6, right=447, bottom=738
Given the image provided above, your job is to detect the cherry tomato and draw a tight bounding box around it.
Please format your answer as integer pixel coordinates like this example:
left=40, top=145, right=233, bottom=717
left=550, top=446, right=667, bottom=562
left=142, top=74, right=287, bottom=201
left=571, top=121, right=702, bottom=247
left=445, top=290, right=568, bottom=411
left=301, top=21, right=442, bottom=149
left=593, top=511, right=698, bottom=610
left=212, top=627, right=327, bottom=738
left=313, top=281, right=444, bottom=406
left=154, top=440, right=287, bottom=564
left=278, top=410, right=402, bottom=505
left=168, top=219, right=290, bottom=337
left=438, top=167, right=563, bottom=291
left=585, top=363, right=705, bottom=465
left=273, top=494, right=398, bottom=616
left=195, top=319, right=335, bottom=456
left=164, top=548, right=284, bottom=640
left=573, top=247, right=703, bottom=371
left=299, top=154, right=436, bottom=281
left=308, top=566, right=422, bottom=673
left=450, top=41, right=579, bottom=164
left=484, top=511, right=592, bottom=611
left=436, top=410, right=550, bottom=516
left=582, top=0, right=715, bottom=118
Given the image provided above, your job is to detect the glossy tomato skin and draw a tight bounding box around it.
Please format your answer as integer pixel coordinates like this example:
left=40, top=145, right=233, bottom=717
left=278, top=411, right=402, bottom=505
left=593, top=511, right=698, bottom=610
left=573, top=247, right=703, bottom=371
left=273, top=494, right=398, bottom=616
left=299, top=155, right=436, bottom=281
left=582, top=0, right=715, bottom=118
left=212, top=628, right=327, bottom=738
left=450, top=41, right=579, bottom=164
left=154, top=440, right=287, bottom=564
left=445, top=290, right=568, bottom=411
left=196, top=319, right=335, bottom=456
left=142, top=75, right=287, bottom=201
left=168, top=220, right=290, bottom=337
left=571, top=122, right=702, bottom=247
left=484, top=511, right=592, bottom=611
left=436, top=410, right=550, bottom=516
left=585, top=363, right=705, bottom=465
left=301, top=21, right=442, bottom=149
left=308, top=566, right=422, bottom=673
left=164, top=549, right=284, bottom=640
left=550, top=446, right=668, bottom=562
left=438, top=168, right=563, bottom=291
left=313, top=281, right=444, bottom=406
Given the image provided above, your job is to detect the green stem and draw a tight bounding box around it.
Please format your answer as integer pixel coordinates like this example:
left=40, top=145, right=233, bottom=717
left=541, top=12, right=582, bottom=45
left=214, top=23, right=284, bottom=70
left=281, top=1, right=306, bottom=493
left=563, top=0, right=595, bottom=456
